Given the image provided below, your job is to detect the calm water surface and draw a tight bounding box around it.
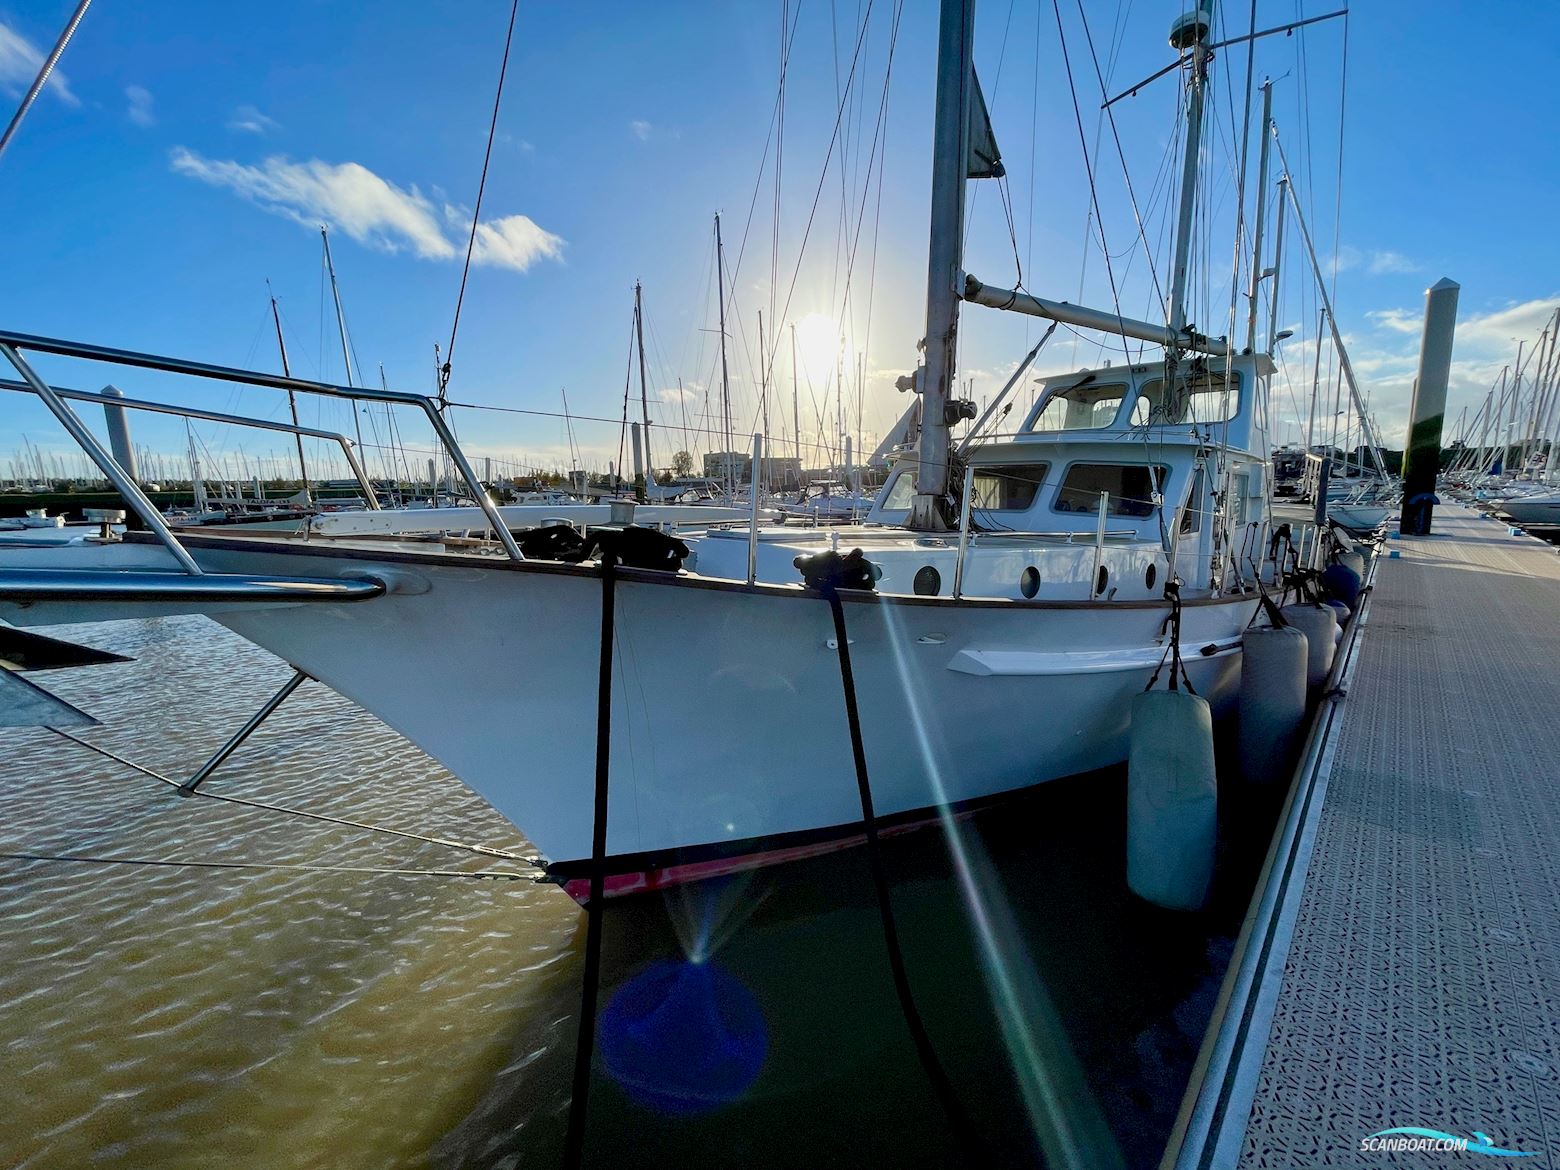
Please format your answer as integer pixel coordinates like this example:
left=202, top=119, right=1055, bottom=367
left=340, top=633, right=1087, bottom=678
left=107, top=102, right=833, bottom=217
left=0, top=617, right=1279, bottom=1169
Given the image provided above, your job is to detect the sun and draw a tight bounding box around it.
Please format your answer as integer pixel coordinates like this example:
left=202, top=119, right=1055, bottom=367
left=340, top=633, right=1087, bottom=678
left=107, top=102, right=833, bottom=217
left=792, top=313, right=846, bottom=382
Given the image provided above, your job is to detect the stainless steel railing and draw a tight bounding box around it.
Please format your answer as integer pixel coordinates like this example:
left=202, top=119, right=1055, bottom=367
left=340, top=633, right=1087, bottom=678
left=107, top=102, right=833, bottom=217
left=0, top=378, right=381, bottom=509
left=0, top=329, right=526, bottom=567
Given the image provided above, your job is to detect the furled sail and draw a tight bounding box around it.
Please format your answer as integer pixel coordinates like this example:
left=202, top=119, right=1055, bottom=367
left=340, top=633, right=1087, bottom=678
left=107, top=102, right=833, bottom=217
left=966, top=68, right=1004, bottom=179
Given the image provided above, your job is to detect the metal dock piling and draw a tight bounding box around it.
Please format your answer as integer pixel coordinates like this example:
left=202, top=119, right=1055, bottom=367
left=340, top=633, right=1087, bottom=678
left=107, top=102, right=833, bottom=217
left=1171, top=504, right=1560, bottom=1168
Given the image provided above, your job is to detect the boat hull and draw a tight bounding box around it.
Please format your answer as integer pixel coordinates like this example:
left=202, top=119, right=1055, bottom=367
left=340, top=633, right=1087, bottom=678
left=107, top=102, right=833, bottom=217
left=1, top=536, right=1255, bottom=879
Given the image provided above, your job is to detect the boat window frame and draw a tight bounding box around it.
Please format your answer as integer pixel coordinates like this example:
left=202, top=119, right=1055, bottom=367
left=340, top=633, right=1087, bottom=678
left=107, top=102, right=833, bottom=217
left=1050, top=459, right=1170, bottom=520
left=968, top=461, right=1051, bottom=512
left=1026, top=380, right=1133, bottom=433
left=1130, top=367, right=1243, bottom=427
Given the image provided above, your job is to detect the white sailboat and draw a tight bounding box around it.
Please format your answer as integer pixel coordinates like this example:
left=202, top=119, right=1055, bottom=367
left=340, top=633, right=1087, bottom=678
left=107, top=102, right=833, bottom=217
left=1, top=1, right=1301, bottom=899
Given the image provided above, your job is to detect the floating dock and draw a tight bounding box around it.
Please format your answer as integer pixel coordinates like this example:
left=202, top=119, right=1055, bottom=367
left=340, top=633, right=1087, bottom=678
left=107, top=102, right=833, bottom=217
left=1169, top=504, right=1560, bottom=1168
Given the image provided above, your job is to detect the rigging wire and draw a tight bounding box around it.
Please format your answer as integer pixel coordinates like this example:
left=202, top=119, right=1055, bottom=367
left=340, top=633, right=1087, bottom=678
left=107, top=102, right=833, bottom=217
left=1048, top=0, right=1136, bottom=368
left=1076, top=0, right=1167, bottom=318
left=439, top=0, right=522, bottom=399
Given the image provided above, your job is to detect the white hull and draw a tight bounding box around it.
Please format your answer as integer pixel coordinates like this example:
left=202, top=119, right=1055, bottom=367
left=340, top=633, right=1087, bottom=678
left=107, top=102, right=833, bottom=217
left=4, top=536, right=1254, bottom=870
left=1327, top=504, right=1390, bottom=532
left=1498, top=497, right=1560, bottom=525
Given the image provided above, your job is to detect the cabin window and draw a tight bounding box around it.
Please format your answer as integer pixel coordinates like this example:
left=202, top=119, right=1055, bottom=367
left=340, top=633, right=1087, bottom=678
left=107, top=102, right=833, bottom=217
left=881, top=470, right=917, bottom=511
left=1029, top=382, right=1128, bottom=431
left=971, top=462, right=1049, bottom=511
left=1132, top=369, right=1240, bottom=426
left=1053, top=463, right=1167, bottom=518
left=1180, top=465, right=1205, bottom=534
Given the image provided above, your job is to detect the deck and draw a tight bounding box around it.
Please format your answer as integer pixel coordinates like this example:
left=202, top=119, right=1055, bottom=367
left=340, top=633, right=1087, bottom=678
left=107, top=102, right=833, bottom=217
left=1169, top=504, right=1560, bottom=1168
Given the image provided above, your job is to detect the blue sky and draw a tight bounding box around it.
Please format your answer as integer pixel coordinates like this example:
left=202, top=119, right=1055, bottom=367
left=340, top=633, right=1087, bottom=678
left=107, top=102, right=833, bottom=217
left=2, top=0, right=1558, bottom=483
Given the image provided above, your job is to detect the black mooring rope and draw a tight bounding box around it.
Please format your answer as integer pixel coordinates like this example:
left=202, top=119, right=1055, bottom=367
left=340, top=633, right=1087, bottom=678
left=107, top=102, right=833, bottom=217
left=818, top=580, right=985, bottom=1163
left=562, top=547, right=618, bottom=1170
left=1145, top=580, right=1197, bottom=695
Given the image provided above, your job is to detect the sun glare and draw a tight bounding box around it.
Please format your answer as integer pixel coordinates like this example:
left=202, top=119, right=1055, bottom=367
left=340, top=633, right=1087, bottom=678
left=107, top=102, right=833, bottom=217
left=792, top=312, right=846, bottom=382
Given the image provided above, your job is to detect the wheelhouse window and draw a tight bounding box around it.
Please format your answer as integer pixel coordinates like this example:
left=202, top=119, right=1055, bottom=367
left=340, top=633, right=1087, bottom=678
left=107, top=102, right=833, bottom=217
left=1029, top=381, right=1128, bottom=431
left=1180, top=465, right=1205, bottom=534
left=880, top=469, right=917, bottom=511
left=1053, top=463, right=1167, bottom=518
left=970, top=462, right=1049, bottom=511
left=1132, top=369, right=1240, bottom=426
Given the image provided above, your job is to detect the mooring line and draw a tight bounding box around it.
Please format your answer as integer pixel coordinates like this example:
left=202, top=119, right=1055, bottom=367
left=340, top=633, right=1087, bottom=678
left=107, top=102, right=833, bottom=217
left=0, top=849, right=533, bottom=881
left=45, top=727, right=543, bottom=868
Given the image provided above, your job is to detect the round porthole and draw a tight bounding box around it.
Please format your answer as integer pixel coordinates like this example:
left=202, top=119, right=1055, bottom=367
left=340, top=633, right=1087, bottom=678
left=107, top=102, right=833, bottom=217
left=1095, top=565, right=1110, bottom=596
left=913, top=565, right=942, bottom=596
left=1020, top=566, right=1041, bottom=599
left=1144, top=563, right=1157, bottom=590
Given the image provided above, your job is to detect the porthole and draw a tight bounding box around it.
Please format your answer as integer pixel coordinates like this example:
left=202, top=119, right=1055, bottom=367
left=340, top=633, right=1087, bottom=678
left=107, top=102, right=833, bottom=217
left=1095, top=565, right=1110, bottom=596
left=1144, top=563, right=1157, bottom=590
left=1020, top=566, right=1041, bottom=599
left=913, top=565, right=942, bottom=596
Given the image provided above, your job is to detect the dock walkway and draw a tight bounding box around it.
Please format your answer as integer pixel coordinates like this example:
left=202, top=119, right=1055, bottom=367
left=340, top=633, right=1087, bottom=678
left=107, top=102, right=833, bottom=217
left=1181, top=505, right=1560, bottom=1168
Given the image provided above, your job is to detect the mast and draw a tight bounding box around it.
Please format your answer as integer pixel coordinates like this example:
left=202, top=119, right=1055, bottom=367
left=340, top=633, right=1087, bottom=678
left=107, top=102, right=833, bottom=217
left=791, top=323, right=801, bottom=491
left=185, top=420, right=207, bottom=513
left=267, top=285, right=312, bottom=504
left=1165, top=3, right=1215, bottom=340
left=1275, top=161, right=1389, bottom=480
left=758, top=309, right=770, bottom=497
left=321, top=226, right=369, bottom=473
left=908, top=0, right=978, bottom=531
left=1305, top=307, right=1326, bottom=455
left=633, top=281, right=654, bottom=490
left=1244, top=81, right=1274, bottom=353
left=1264, top=177, right=1288, bottom=355
left=714, top=213, right=734, bottom=499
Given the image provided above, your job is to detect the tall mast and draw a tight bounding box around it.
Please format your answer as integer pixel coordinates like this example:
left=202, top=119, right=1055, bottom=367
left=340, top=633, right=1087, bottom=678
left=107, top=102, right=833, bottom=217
left=185, top=419, right=207, bottom=513
left=321, top=225, right=368, bottom=473
left=908, top=0, right=978, bottom=531
left=1305, top=306, right=1326, bottom=454
left=1243, top=81, right=1274, bottom=353
left=633, top=281, right=654, bottom=488
left=1165, top=3, right=1215, bottom=340
left=714, top=213, right=734, bottom=499
left=758, top=308, right=769, bottom=497
left=791, top=323, right=801, bottom=489
left=267, top=284, right=311, bottom=504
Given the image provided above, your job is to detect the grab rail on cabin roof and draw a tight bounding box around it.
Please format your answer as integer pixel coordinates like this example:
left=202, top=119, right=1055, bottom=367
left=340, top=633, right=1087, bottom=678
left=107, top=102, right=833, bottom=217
left=0, top=330, right=526, bottom=565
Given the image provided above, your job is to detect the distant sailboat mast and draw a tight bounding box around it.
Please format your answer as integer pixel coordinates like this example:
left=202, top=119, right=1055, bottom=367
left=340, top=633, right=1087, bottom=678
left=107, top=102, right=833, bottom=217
left=321, top=225, right=369, bottom=480
left=714, top=212, right=734, bottom=499
left=633, top=281, right=654, bottom=488
left=267, top=283, right=311, bottom=504
left=791, top=323, right=801, bottom=489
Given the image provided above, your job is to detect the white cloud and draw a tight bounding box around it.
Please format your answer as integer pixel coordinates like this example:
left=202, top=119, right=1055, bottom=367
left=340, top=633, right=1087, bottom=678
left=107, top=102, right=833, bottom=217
left=0, top=21, right=78, bottom=106
left=1456, top=296, right=1560, bottom=351
left=629, top=119, right=652, bottom=141
left=125, top=85, right=155, bottom=128
left=227, top=104, right=279, bottom=135
left=1333, top=245, right=1421, bottom=277
left=1366, top=308, right=1420, bottom=334
left=467, top=211, right=566, bottom=273
left=169, top=147, right=564, bottom=274
left=1366, top=250, right=1419, bottom=276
